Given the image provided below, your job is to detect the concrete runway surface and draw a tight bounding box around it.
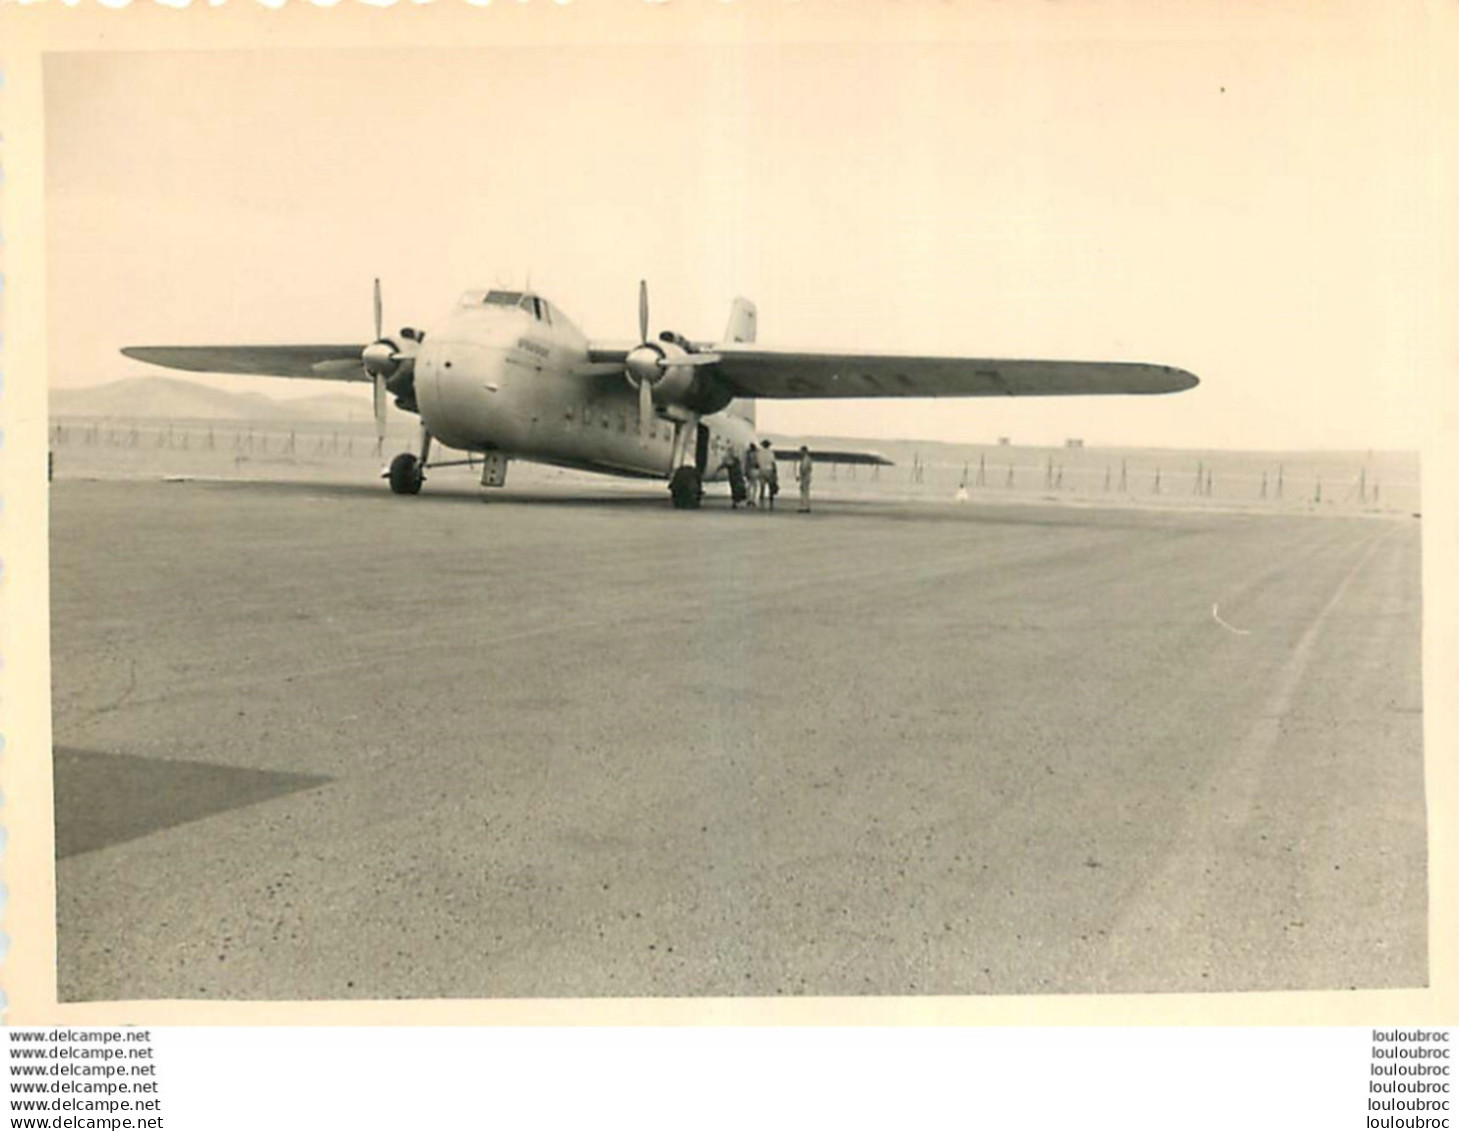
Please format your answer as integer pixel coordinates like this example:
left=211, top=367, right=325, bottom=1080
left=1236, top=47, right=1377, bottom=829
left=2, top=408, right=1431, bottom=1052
left=50, top=477, right=1425, bottom=1000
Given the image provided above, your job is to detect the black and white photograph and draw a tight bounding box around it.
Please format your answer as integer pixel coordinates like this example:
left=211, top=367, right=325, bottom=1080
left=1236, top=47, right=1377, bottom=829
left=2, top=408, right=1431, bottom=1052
left=12, top=1, right=1450, bottom=1024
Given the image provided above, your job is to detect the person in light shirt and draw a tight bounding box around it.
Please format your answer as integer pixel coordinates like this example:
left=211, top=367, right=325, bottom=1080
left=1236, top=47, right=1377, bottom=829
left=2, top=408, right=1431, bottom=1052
left=758, top=439, right=779, bottom=509
left=796, top=446, right=813, bottom=513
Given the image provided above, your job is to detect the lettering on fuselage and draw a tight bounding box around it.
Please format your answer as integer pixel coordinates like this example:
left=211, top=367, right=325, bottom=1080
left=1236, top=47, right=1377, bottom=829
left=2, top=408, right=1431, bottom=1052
left=515, top=337, right=551, bottom=359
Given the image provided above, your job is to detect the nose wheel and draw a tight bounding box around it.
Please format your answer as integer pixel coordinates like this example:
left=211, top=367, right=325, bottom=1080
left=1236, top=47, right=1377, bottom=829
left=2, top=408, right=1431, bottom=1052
left=387, top=425, right=434, bottom=496
left=388, top=452, right=424, bottom=495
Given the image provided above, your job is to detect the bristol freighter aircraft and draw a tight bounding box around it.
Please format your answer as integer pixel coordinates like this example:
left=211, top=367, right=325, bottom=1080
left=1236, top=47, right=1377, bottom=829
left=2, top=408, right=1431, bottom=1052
left=123, top=280, right=1198, bottom=508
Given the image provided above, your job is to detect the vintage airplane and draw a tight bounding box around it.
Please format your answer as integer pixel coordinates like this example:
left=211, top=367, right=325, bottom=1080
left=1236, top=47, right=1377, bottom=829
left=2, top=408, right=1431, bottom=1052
left=123, top=280, right=1198, bottom=508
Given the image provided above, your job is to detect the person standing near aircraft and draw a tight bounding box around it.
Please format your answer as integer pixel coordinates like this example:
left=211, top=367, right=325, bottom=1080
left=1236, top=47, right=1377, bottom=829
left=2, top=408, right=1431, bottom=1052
left=796, top=446, right=814, bottom=513
left=759, top=439, right=779, bottom=509
left=743, top=442, right=761, bottom=508
left=722, top=450, right=748, bottom=508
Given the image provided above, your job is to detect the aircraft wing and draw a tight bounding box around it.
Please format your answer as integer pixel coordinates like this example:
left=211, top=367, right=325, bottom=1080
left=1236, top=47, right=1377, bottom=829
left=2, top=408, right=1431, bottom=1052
left=707, top=347, right=1198, bottom=399
left=121, top=345, right=369, bottom=381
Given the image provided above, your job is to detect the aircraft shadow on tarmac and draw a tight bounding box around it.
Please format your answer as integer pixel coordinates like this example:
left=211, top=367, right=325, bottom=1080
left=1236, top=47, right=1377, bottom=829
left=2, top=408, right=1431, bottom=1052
left=190, top=477, right=1193, bottom=530
left=53, top=747, right=331, bottom=859
left=195, top=478, right=678, bottom=511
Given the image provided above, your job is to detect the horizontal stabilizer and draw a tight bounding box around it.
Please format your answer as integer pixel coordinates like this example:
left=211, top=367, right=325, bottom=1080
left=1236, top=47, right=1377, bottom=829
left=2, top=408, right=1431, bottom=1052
left=772, top=447, right=894, bottom=466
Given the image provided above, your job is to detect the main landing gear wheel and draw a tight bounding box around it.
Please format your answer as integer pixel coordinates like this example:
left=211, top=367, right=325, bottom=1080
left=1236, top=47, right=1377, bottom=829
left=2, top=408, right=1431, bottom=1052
left=388, top=451, right=424, bottom=495
left=668, top=466, right=703, bottom=509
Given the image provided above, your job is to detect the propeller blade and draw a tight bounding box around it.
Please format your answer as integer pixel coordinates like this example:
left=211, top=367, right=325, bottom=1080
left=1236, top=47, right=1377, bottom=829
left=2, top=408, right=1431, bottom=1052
left=372, top=373, right=387, bottom=455
left=639, top=375, right=653, bottom=437
left=373, top=277, right=383, bottom=341
left=638, top=279, right=649, bottom=343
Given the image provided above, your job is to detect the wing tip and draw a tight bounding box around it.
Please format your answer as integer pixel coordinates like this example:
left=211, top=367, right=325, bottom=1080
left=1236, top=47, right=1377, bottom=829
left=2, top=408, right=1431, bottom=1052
left=1133, top=363, right=1199, bottom=394
left=1162, top=365, right=1200, bottom=393
left=121, top=346, right=188, bottom=370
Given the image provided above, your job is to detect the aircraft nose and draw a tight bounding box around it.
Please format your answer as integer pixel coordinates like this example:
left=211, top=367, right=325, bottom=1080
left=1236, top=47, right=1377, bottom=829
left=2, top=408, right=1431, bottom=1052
left=415, top=338, right=514, bottom=450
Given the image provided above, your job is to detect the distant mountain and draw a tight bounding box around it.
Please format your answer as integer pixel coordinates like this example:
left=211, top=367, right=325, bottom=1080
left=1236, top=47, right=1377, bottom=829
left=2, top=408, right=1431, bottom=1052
left=50, top=376, right=371, bottom=422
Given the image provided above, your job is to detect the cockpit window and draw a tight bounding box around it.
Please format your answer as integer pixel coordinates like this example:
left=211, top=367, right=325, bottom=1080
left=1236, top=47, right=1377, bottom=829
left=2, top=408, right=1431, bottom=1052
left=459, top=290, right=551, bottom=322
left=510, top=295, right=551, bottom=323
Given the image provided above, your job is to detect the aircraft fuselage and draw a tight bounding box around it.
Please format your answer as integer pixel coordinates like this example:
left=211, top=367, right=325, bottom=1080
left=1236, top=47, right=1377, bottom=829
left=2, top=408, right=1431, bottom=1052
left=415, top=291, right=755, bottom=482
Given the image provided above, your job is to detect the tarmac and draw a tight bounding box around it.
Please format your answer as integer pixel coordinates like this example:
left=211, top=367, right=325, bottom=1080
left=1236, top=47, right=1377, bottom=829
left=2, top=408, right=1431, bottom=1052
left=49, top=475, right=1426, bottom=1000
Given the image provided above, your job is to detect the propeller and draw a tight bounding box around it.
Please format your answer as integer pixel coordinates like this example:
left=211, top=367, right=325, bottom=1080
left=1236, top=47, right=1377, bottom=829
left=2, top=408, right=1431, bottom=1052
left=361, top=279, right=392, bottom=455
left=625, top=280, right=657, bottom=436
left=360, top=278, right=423, bottom=455
left=623, top=280, right=722, bottom=435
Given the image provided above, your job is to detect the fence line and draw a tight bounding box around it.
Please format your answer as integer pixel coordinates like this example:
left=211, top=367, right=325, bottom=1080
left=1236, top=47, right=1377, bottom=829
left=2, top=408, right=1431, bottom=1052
left=47, top=421, right=1415, bottom=512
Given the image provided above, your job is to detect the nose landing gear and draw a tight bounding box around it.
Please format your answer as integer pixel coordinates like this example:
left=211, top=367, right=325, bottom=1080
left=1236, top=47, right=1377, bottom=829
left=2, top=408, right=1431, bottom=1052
left=388, top=452, right=424, bottom=495
left=387, top=424, right=434, bottom=496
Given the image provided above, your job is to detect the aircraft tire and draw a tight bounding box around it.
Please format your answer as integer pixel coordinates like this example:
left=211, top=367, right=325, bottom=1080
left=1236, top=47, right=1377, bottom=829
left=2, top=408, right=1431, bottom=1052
left=668, top=466, right=703, bottom=509
left=388, top=452, right=424, bottom=495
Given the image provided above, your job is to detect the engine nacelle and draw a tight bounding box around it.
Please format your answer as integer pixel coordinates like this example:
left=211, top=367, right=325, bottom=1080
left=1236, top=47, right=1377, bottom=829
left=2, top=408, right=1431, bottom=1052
left=364, top=331, right=422, bottom=411
left=624, top=337, right=733, bottom=416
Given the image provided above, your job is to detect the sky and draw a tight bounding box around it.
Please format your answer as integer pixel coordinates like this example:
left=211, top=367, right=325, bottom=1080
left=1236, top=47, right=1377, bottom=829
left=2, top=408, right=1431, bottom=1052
left=43, top=6, right=1445, bottom=450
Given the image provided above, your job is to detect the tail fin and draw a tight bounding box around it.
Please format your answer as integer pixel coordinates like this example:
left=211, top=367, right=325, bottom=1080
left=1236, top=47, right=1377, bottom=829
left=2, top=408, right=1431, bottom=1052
left=723, top=298, right=758, bottom=425
left=723, top=297, right=757, bottom=344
